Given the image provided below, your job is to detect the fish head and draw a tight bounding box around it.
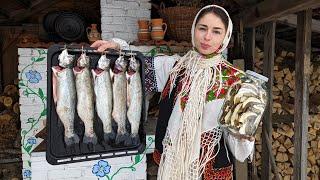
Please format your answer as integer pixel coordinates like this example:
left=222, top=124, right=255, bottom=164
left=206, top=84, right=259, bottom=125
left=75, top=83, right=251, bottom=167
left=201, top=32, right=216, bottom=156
left=128, top=57, right=140, bottom=73
left=58, top=49, right=74, bottom=68
left=52, top=66, right=64, bottom=77
left=97, top=55, right=111, bottom=70
left=77, top=53, right=90, bottom=67
left=114, top=56, right=127, bottom=72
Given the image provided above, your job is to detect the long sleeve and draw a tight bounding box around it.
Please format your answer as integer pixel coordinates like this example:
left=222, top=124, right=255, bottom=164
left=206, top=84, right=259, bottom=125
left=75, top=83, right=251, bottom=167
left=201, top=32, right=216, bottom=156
left=144, top=54, right=180, bottom=92
left=109, top=37, right=180, bottom=92
left=110, top=38, right=130, bottom=50
left=224, top=130, right=255, bottom=162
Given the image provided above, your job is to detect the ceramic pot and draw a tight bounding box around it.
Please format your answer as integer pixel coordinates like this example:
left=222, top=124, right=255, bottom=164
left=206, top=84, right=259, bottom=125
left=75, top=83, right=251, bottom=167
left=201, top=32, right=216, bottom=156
left=138, top=31, right=151, bottom=41
left=151, top=18, right=167, bottom=40
left=151, top=31, right=165, bottom=40
left=86, top=24, right=101, bottom=43
left=138, top=20, right=150, bottom=30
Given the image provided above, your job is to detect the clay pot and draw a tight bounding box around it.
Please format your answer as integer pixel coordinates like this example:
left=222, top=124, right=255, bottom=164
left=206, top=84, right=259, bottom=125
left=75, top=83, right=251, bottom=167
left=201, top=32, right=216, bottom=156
left=138, top=20, right=150, bottom=30
left=151, top=18, right=164, bottom=27
left=86, top=24, right=101, bottom=43
left=138, top=31, right=151, bottom=41
left=150, top=18, right=167, bottom=40
left=151, top=31, right=165, bottom=40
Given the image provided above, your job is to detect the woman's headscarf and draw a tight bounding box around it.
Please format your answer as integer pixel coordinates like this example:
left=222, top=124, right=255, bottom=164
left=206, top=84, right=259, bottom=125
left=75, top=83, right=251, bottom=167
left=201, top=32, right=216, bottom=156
left=157, top=5, right=234, bottom=180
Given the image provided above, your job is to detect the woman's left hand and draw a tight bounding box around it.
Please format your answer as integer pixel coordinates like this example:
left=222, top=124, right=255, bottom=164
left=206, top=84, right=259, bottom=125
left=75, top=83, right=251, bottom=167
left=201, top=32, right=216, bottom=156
left=90, top=40, right=120, bottom=52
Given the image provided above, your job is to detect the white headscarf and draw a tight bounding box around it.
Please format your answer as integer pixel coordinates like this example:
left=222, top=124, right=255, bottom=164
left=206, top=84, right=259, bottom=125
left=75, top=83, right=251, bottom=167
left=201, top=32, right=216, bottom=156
left=157, top=5, right=234, bottom=180
left=192, top=5, right=233, bottom=53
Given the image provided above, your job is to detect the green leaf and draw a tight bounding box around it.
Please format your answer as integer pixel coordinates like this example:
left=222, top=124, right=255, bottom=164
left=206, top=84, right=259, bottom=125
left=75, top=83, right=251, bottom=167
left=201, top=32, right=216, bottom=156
left=222, top=69, right=228, bottom=76
left=207, top=90, right=215, bottom=102
left=151, top=49, right=156, bottom=57
left=25, top=144, right=33, bottom=153
left=34, top=57, right=45, bottom=62
left=222, top=76, right=228, bottom=82
left=19, top=81, right=25, bottom=87
left=38, top=49, right=46, bottom=55
left=134, top=154, right=141, bottom=164
left=31, top=57, right=36, bottom=62
left=28, top=160, right=31, bottom=167
left=27, top=118, right=35, bottom=124
left=23, top=89, right=29, bottom=97
left=38, top=88, right=44, bottom=99
left=40, top=109, right=47, bottom=117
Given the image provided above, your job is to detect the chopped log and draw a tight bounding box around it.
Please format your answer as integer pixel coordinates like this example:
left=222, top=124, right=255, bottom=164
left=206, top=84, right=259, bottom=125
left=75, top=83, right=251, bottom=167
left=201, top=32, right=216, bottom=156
left=3, top=85, right=18, bottom=96
left=13, top=102, right=19, bottom=114
left=283, top=138, right=293, bottom=149
left=3, top=96, right=13, bottom=108
left=256, top=144, right=262, bottom=152
left=283, top=175, right=291, bottom=180
left=273, top=131, right=281, bottom=139
left=276, top=152, right=289, bottom=162
left=275, top=56, right=284, bottom=63
left=288, top=147, right=294, bottom=154
left=280, top=50, right=287, bottom=57
left=278, top=135, right=286, bottom=144
left=278, top=145, right=287, bottom=152
left=308, top=154, right=316, bottom=165
left=0, top=113, right=13, bottom=122
left=272, top=140, right=281, bottom=149
left=287, top=52, right=295, bottom=58
left=0, top=96, right=4, bottom=104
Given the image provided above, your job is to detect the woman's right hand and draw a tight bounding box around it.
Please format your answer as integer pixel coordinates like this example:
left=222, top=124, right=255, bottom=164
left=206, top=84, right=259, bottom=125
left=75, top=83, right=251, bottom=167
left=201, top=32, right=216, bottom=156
left=90, top=40, right=120, bottom=52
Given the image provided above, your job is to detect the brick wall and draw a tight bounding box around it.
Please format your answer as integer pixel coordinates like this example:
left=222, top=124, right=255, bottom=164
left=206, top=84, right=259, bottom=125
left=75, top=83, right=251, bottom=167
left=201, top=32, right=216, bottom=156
left=100, top=0, right=151, bottom=42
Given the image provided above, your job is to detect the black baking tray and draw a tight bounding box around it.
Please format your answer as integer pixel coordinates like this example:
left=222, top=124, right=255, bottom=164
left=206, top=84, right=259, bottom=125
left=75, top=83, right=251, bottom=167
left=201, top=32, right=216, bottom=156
left=46, top=44, right=146, bottom=165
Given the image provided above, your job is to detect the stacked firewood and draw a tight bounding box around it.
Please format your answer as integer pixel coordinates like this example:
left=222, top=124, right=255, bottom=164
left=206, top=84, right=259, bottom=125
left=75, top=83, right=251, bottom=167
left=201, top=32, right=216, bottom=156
left=254, top=48, right=320, bottom=115
left=253, top=48, right=320, bottom=180
left=0, top=83, right=20, bottom=149
left=255, top=115, right=320, bottom=179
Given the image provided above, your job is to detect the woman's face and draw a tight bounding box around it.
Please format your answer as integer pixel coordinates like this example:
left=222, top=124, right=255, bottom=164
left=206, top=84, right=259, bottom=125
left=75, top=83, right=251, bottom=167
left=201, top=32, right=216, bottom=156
left=194, top=13, right=226, bottom=55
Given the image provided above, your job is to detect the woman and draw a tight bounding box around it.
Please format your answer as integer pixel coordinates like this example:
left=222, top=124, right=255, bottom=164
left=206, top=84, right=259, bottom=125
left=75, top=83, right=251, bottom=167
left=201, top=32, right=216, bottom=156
left=92, top=5, right=255, bottom=179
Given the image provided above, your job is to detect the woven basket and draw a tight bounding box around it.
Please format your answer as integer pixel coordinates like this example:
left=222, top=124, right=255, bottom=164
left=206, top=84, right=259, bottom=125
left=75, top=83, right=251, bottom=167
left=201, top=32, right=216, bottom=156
left=159, top=5, right=199, bottom=42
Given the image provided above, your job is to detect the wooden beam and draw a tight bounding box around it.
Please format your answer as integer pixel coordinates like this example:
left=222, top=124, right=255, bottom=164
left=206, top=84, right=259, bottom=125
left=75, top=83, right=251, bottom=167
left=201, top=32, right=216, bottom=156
left=232, top=0, right=258, bottom=7
left=293, top=9, right=311, bottom=180
left=276, top=26, right=294, bottom=33
left=262, top=21, right=276, bottom=180
left=0, top=33, right=3, bottom=93
left=256, top=33, right=296, bottom=52
left=10, top=0, right=63, bottom=22
left=278, top=14, right=320, bottom=33
left=15, top=0, right=31, bottom=9
left=242, top=0, right=320, bottom=27
left=0, top=9, right=10, bottom=18
left=244, top=27, right=255, bottom=71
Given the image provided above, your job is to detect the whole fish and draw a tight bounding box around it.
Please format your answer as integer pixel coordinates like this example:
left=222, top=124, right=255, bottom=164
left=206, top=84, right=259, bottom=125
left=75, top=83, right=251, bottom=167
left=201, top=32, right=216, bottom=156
left=92, top=55, right=114, bottom=142
left=112, top=55, right=129, bottom=145
left=52, top=49, right=79, bottom=146
left=74, top=53, right=97, bottom=145
left=127, top=57, right=142, bottom=145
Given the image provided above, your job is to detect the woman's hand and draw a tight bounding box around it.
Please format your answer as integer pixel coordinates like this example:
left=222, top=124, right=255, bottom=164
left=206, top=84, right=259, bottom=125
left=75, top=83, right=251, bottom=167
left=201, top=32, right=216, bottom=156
left=90, top=40, right=120, bottom=52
